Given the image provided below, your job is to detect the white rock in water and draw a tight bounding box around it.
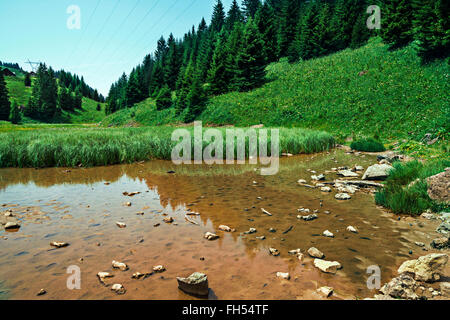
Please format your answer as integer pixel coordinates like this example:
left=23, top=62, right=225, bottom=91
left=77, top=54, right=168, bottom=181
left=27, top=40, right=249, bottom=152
left=314, top=259, right=342, bottom=274
left=397, top=253, right=448, bottom=282
left=219, top=225, right=232, bottom=232
left=50, top=242, right=69, bottom=248
left=269, top=248, right=280, bottom=256
left=362, top=164, right=393, bottom=180
left=153, top=265, right=166, bottom=272
left=323, top=230, right=334, bottom=238
left=111, top=283, right=126, bottom=295
left=4, top=222, right=20, bottom=229
left=317, top=286, right=334, bottom=297
left=338, top=170, right=359, bottom=177
left=163, top=216, right=174, bottom=223
left=320, top=186, right=332, bottom=192
left=116, top=221, right=126, bottom=228
left=346, top=226, right=358, bottom=233
left=355, top=166, right=364, bottom=171
left=311, top=174, right=325, bottom=181
left=308, top=247, right=325, bottom=259
left=177, top=272, right=209, bottom=296
left=297, top=179, right=307, bottom=184
left=112, top=260, right=128, bottom=271
left=204, top=232, right=219, bottom=240
left=276, top=272, right=290, bottom=280
left=244, top=227, right=257, bottom=234
left=288, top=249, right=302, bottom=255
left=335, top=193, right=351, bottom=200
left=261, top=208, right=273, bottom=216
left=97, top=272, right=114, bottom=284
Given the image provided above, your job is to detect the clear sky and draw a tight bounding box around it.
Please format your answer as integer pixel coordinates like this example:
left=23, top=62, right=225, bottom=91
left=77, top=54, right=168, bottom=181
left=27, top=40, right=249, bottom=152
left=0, top=0, right=234, bottom=96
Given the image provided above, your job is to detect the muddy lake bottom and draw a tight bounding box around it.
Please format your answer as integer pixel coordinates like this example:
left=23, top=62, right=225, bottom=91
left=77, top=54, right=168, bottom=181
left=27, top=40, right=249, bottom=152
left=0, top=150, right=444, bottom=300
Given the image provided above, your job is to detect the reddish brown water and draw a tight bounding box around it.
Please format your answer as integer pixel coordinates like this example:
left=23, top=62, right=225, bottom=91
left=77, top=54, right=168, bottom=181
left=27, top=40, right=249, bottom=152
left=0, top=150, right=443, bottom=300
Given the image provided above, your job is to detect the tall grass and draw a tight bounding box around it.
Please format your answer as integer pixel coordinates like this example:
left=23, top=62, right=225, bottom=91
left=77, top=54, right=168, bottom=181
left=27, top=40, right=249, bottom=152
left=375, top=160, right=450, bottom=215
left=0, top=127, right=334, bottom=168
left=350, top=138, right=386, bottom=152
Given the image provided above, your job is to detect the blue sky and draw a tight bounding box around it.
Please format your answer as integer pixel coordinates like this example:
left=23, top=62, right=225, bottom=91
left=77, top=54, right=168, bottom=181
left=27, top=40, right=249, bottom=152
left=0, top=0, right=234, bottom=96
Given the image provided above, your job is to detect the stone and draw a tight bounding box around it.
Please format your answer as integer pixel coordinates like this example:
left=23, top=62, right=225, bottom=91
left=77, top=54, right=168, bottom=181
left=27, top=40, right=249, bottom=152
left=323, top=230, right=334, bottom=238
left=397, top=253, right=448, bottom=282
left=111, top=284, right=126, bottom=295
left=112, top=260, right=128, bottom=271
left=426, top=168, right=450, bottom=203
left=297, top=179, right=307, bottom=184
left=276, top=272, right=290, bottom=280
left=177, top=272, right=209, bottom=296
left=204, top=232, right=219, bottom=240
left=300, top=214, right=318, bottom=221
left=288, top=249, right=302, bottom=255
left=132, top=272, right=152, bottom=279
left=337, top=170, right=359, bottom=177
left=116, top=222, right=126, bottom=228
left=320, top=187, right=332, bottom=192
left=97, top=272, right=114, bottom=284
left=4, top=222, right=20, bottom=230
left=346, top=226, right=358, bottom=233
left=37, top=289, right=47, bottom=296
left=269, top=248, right=280, bottom=256
left=311, top=174, right=325, bottom=181
left=440, top=282, right=450, bottom=296
left=163, top=216, right=174, bottom=223
left=219, top=225, right=232, bottom=232
left=335, top=193, right=351, bottom=200
left=420, top=212, right=435, bottom=220
left=308, top=247, right=324, bottom=259
left=244, top=228, right=257, bottom=234
left=415, top=242, right=425, bottom=247
left=354, top=166, right=364, bottom=171
left=431, top=237, right=449, bottom=249
left=317, top=286, right=333, bottom=298
left=313, top=259, right=342, bottom=274
left=437, top=222, right=450, bottom=235
left=256, top=236, right=265, bottom=240
left=261, top=208, right=273, bottom=216
left=153, top=265, right=166, bottom=272
left=50, top=242, right=69, bottom=248
left=380, top=274, right=419, bottom=300
left=362, top=164, right=393, bottom=180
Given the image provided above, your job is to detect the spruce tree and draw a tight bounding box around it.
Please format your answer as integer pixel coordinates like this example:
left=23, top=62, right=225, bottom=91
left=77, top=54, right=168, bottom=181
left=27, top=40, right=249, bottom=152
left=278, top=0, right=302, bottom=57
left=225, top=22, right=245, bottom=91
left=126, top=70, right=143, bottom=107
left=185, top=77, right=207, bottom=123
left=165, top=33, right=182, bottom=90
left=211, top=0, right=225, bottom=33
left=235, top=19, right=267, bottom=91
left=208, top=29, right=232, bottom=95
left=226, top=0, right=243, bottom=30
left=255, top=2, right=278, bottom=63
left=156, top=85, right=173, bottom=110
left=9, top=100, right=21, bottom=124
left=381, top=0, right=414, bottom=49
left=0, top=69, right=10, bottom=121
left=242, top=0, right=262, bottom=21
left=350, top=10, right=371, bottom=49
left=24, top=72, right=32, bottom=87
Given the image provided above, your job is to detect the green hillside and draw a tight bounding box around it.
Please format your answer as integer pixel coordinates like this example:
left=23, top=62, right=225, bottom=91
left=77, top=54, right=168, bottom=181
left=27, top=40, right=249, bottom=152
left=4, top=73, right=105, bottom=124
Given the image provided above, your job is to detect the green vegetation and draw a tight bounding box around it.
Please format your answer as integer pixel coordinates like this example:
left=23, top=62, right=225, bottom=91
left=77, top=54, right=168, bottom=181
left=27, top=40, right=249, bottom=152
left=375, top=160, right=450, bottom=215
left=0, top=70, right=10, bottom=121
left=350, top=138, right=386, bottom=152
left=0, top=126, right=334, bottom=168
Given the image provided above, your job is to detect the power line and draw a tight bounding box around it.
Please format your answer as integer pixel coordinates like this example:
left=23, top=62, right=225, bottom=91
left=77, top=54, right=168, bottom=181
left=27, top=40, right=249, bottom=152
left=65, top=0, right=102, bottom=66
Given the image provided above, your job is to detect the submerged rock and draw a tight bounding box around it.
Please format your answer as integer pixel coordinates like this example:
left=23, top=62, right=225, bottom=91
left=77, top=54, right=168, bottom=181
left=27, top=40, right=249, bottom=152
left=163, top=217, right=174, bottom=223
left=276, top=272, right=290, bottom=280
left=112, top=260, right=129, bottom=271
left=152, top=265, right=166, bottom=273
left=4, top=222, right=20, bottom=230
left=311, top=174, right=325, bottom=181
left=338, top=170, right=359, bottom=177
left=397, top=253, right=448, bottom=282
left=132, top=272, right=152, bottom=279
left=320, top=187, right=332, bottom=192
left=50, top=242, right=69, bottom=248
left=97, top=272, right=114, bottom=284
left=362, top=164, right=393, bottom=181
left=346, top=226, right=358, bottom=233
left=116, top=222, right=126, bottom=228
left=261, top=208, right=273, bottom=216
left=37, top=289, right=47, bottom=296
left=244, top=228, right=257, bottom=234
left=308, top=247, right=325, bottom=259
left=299, top=214, right=318, bottom=221
left=204, top=232, right=219, bottom=240
left=317, top=286, right=333, bottom=298
left=177, top=272, right=209, bottom=296
left=335, top=193, right=351, bottom=200
left=111, top=283, right=126, bottom=295
left=269, top=248, right=280, bottom=256
left=219, top=225, right=233, bottom=232
left=323, top=230, right=334, bottom=238
left=314, top=259, right=342, bottom=274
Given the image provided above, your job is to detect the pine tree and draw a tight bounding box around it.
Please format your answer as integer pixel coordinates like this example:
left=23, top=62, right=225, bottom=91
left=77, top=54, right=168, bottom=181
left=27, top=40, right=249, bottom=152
left=24, top=72, right=32, bottom=87
left=278, top=0, right=302, bottom=57
left=255, top=2, right=278, bottom=63
left=211, top=0, right=225, bottom=33
left=207, top=29, right=232, bottom=95
left=126, top=70, right=143, bottom=107
left=185, top=76, right=207, bottom=123
left=226, top=0, right=243, bottom=30
left=350, top=9, right=371, bottom=49
left=242, top=0, right=262, bottom=21
left=381, top=0, right=414, bottom=49
left=225, top=22, right=245, bottom=91
left=0, top=69, right=10, bottom=121
left=330, top=0, right=366, bottom=51
left=412, top=0, right=449, bottom=61
left=235, top=19, right=267, bottom=91
left=58, top=86, right=73, bottom=111
left=9, top=100, right=21, bottom=124
left=165, top=33, right=182, bottom=90
left=297, top=2, right=321, bottom=61
left=155, top=85, right=173, bottom=110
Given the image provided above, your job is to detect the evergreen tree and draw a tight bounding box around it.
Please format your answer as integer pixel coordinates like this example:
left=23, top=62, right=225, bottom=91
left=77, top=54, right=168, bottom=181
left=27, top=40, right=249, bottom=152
left=255, top=2, right=278, bottom=63
left=381, top=0, right=414, bottom=49
left=350, top=9, right=371, bottom=49
left=58, top=86, right=73, bottom=111
left=330, top=0, right=366, bottom=51
left=208, top=29, right=232, bottom=95
left=242, top=0, right=262, bottom=21
left=225, top=22, right=245, bottom=91
left=126, top=70, right=143, bottom=107
left=0, top=69, right=10, bottom=121
left=297, top=2, right=321, bottom=61
left=74, top=86, right=83, bottom=109
left=278, top=0, right=302, bottom=57
left=184, top=77, right=207, bottom=123
left=235, top=19, right=267, bottom=91
left=24, top=72, right=32, bottom=87
left=211, top=0, right=225, bottom=33
left=27, top=64, right=58, bottom=120
left=226, top=0, right=243, bottom=30
left=96, top=103, right=101, bottom=111
left=155, top=85, right=173, bottom=110
left=9, top=100, right=21, bottom=124
left=165, top=34, right=182, bottom=90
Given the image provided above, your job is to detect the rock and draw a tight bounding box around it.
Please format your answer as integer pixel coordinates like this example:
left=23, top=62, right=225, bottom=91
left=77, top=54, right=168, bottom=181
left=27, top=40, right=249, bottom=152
left=397, top=253, right=448, bottom=282
left=421, top=212, right=435, bottom=220
left=437, top=222, right=450, bottom=235
left=153, top=223, right=160, bottom=227
left=204, top=232, right=219, bottom=240
left=112, top=260, right=128, bottom=271
left=111, top=284, right=126, bottom=295
left=313, top=259, right=342, bottom=274
left=261, top=208, right=273, bottom=216
left=269, top=248, right=280, bottom=256
left=354, top=166, right=364, bottom=171
left=308, top=247, right=325, bottom=259
left=297, top=179, right=307, bottom=184
left=50, top=242, right=69, bottom=248
left=124, top=202, right=132, bottom=207
left=415, top=242, right=425, bottom=247
left=337, top=170, right=359, bottom=177
left=132, top=272, right=152, bottom=279
left=323, top=230, right=334, bottom=238
left=163, top=216, right=174, bottom=223
left=276, top=272, right=290, bottom=280
left=116, top=221, right=126, bottom=228
left=219, top=225, right=232, bottom=232
left=426, top=168, right=450, bottom=203
left=320, top=187, right=332, bottom=192
left=97, top=272, right=114, bottom=284
left=317, top=286, right=333, bottom=298
left=4, top=222, right=20, bottom=230
left=362, top=164, right=393, bottom=180
left=380, top=274, right=419, bottom=300
left=288, top=249, right=302, bottom=255
left=346, top=226, right=358, bottom=233
left=177, top=272, right=209, bottom=296
left=336, top=184, right=359, bottom=194
left=153, top=265, right=166, bottom=273
left=431, top=237, right=449, bottom=249
left=244, top=228, right=257, bottom=234
left=335, top=193, right=351, bottom=200
left=37, top=289, right=47, bottom=296
left=440, top=282, right=450, bottom=296
left=299, top=214, right=318, bottom=221
left=311, top=174, right=325, bottom=181
left=256, top=236, right=265, bottom=240
left=269, top=228, right=276, bottom=233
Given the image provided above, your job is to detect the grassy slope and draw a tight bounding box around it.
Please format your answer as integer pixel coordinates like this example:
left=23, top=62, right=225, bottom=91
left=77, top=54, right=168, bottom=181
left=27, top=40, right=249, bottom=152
left=4, top=73, right=105, bottom=124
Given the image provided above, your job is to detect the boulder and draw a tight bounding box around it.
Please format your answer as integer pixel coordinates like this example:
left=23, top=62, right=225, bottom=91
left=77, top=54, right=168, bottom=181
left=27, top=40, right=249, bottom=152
left=426, top=168, right=450, bottom=203
left=431, top=237, right=449, bottom=249
left=323, top=230, right=334, bottom=238
left=112, top=260, right=128, bottom=271
left=337, top=170, right=359, bottom=177
left=379, top=274, right=419, bottom=300
left=177, top=272, right=209, bottom=296
left=313, top=259, right=342, bottom=274
left=346, top=226, right=358, bottom=233
left=397, top=253, right=448, bottom=282
left=4, top=222, right=20, bottom=230
left=311, top=174, right=325, bottom=181
left=111, top=284, right=126, bottom=295
left=308, top=247, right=324, bottom=259
left=317, top=286, right=333, bottom=298
left=335, top=193, right=351, bottom=200
left=362, top=164, right=393, bottom=180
